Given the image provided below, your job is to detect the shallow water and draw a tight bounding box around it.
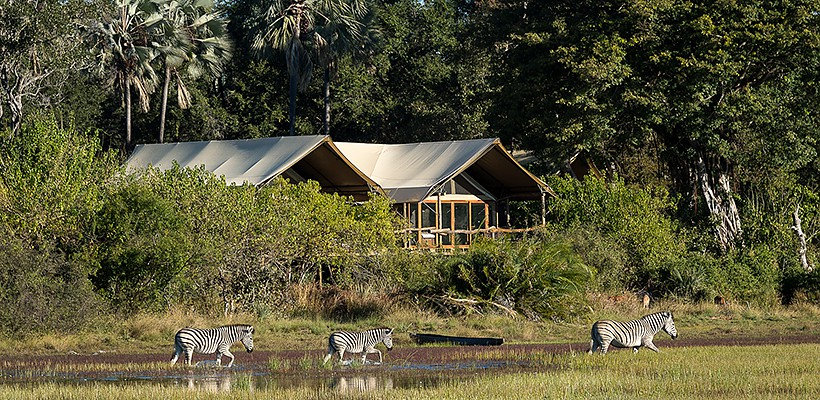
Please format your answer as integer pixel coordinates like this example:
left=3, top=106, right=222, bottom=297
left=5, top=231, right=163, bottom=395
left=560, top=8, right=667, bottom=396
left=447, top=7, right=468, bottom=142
left=0, top=359, right=530, bottom=394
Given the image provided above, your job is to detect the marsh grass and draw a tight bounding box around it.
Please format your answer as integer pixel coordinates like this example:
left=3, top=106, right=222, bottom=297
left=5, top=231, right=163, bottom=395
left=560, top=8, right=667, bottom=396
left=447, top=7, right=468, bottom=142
left=0, top=302, right=817, bottom=356
left=0, top=344, right=816, bottom=399
left=0, top=360, right=177, bottom=376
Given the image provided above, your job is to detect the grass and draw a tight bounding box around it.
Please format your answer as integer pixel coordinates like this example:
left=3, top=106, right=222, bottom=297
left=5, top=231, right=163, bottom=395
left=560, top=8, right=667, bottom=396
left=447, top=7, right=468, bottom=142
left=0, top=344, right=816, bottom=399
left=0, top=301, right=817, bottom=356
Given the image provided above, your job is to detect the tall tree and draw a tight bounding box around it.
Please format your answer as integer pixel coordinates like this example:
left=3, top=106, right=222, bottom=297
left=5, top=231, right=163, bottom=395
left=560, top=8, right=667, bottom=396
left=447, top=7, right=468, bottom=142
left=333, top=0, right=490, bottom=143
left=249, top=0, right=316, bottom=136
left=312, top=0, right=374, bottom=136
left=0, top=0, right=94, bottom=136
left=478, top=0, right=820, bottom=252
left=155, top=0, right=232, bottom=143
left=85, top=0, right=166, bottom=150
left=249, top=0, right=376, bottom=136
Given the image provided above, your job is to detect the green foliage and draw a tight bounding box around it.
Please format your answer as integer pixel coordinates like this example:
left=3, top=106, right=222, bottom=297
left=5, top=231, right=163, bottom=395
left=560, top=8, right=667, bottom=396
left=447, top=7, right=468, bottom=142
left=415, top=236, right=592, bottom=321
left=91, top=180, right=193, bottom=313
left=0, top=115, right=120, bottom=251
left=547, top=175, right=684, bottom=289
left=95, top=166, right=400, bottom=315
left=0, top=239, right=104, bottom=335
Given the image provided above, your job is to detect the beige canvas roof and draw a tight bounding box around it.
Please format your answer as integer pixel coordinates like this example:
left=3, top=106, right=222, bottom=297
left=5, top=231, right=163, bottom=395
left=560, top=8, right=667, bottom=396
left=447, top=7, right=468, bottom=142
left=336, top=138, right=555, bottom=203
left=126, top=136, right=380, bottom=201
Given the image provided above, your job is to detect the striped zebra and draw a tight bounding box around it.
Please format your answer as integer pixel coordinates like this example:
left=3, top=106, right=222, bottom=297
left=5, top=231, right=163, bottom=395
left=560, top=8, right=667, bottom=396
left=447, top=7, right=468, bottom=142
left=588, top=311, right=677, bottom=355
left=170, top=324, right=254, bottom=367
left=322, top=327, right=394, bottom=366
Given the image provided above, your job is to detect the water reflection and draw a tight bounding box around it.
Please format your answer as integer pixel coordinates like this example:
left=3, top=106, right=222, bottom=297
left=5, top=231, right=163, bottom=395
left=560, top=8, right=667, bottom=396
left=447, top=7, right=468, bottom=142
left=185, top=375, right=237, bottom=393
left=181, top=374, right=399, bottom=394
left=1, top=360, right=517, bottom=394
left=330, top=376, right=394, bottom=393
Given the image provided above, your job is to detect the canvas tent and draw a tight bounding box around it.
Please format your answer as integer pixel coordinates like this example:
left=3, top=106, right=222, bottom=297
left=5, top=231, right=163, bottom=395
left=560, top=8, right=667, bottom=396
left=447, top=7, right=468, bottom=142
left=336, top=139, right=555, bottom=248
left=126, top=136, right=554, bottom=249
left=126, top=136, right=380, bottom=201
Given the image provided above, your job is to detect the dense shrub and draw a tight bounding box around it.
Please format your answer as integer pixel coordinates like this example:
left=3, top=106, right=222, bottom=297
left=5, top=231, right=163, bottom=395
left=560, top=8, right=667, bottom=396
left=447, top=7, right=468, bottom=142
left=0, top=116, right=119, bottom=251
left=0, top=234, right=104, bottom=335
left=0, top=117, right=114, bottom=333
left=413, top=236, right=593, bottom=321
left=546, top=175, right=685, bottom=292
left=98, top=166, right=401, bottom=315
left=90, top=180, right=193, bottom=313
left=782, top=267, right=820, bottom=305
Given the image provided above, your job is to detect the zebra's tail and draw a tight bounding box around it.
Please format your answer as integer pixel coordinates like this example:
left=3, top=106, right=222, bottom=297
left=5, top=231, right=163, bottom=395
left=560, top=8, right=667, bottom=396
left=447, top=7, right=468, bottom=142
left=322, top=335, right=336, bottom=366
left=170, top=341, right=182, bottom=365
left=588, top=322, right=601, bottom=354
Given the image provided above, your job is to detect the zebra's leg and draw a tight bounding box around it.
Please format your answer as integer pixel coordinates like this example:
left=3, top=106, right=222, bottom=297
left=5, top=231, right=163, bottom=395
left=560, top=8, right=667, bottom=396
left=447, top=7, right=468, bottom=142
left=589, top=339, right=601, bottom=354
left=185, top=350, right=193, bottom=366
left=223, top=350, right=235, bottom=367
left=363, top=348, right=382, bottom=364
left=632, top=347, right=639, bottom=354
left=600, top=340, right=612, bottom=355
left=643, top=340, right=660, bottom=353
left=337, top=348, right=346, bottom=364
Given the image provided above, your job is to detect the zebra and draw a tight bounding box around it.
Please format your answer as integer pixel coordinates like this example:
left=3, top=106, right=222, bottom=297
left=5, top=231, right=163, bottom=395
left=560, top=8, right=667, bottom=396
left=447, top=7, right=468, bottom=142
left=588, top=311, right=677, bottom=355
left=322, top=327, right=394, bottom=366
left=170, top=324, right=254, bottom=367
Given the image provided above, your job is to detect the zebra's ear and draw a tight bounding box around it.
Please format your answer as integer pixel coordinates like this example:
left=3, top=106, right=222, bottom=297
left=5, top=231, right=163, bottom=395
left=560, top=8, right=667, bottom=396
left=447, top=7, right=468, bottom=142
left=387, top=328, right=394, bottom=335
left=247, top=326, right=254, bottom=334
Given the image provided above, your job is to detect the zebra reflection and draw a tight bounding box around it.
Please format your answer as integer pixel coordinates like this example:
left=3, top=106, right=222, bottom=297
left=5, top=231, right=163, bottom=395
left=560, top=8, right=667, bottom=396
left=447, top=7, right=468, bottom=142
left=332, top=376, right=394, bottom=393
left=185, top=376, right=234, bottom=392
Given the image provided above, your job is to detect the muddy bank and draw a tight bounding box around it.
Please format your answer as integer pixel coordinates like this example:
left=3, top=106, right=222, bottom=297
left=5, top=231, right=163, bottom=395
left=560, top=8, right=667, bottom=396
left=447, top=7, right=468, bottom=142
left=3, top=334, right=819, bottom=371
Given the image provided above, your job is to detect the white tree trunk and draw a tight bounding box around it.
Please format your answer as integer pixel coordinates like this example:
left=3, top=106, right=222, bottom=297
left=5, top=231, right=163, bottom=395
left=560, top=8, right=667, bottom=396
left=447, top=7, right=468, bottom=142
left=695, top=155, right=743, bottom=252
left=791, top=204, right=814, bottom=273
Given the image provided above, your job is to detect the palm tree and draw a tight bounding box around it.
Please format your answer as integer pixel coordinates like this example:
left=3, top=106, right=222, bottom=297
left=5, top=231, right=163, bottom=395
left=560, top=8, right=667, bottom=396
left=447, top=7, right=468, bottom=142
left=155, top=0, right=232, bottom=143
left=313, top=0, right=376, bottom=136
left=85, top=0, right=166, bottom=150
left=250, top=0, right=318, bottom=136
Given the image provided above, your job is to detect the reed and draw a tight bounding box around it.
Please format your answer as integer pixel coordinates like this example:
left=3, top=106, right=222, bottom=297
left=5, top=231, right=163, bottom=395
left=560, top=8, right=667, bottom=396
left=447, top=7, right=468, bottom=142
left=0, top=344, right=815, bottom=399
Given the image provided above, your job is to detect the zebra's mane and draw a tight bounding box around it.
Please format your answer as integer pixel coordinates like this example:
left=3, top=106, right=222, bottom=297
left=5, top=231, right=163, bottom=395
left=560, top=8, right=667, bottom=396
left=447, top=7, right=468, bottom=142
left=641, top=311, right=672, bottom=320
left=218, top=324, right=253, bottom=329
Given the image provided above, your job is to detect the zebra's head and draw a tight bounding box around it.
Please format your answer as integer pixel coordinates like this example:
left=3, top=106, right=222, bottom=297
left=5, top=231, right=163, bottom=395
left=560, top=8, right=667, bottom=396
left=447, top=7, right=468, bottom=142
left=662, top=312, right=678, bottom=339
left=241, top=325, right=254, bottom=353
left=383, top=328, right=394, bottom=351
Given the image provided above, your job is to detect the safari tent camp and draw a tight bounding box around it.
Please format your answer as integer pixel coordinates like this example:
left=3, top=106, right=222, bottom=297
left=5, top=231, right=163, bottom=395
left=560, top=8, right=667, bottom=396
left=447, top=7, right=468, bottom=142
left=126, top=135, right=380, bottom=202
left=335, top=139, right=555, bottom=248
left=126, top=136, right=554, bottom=249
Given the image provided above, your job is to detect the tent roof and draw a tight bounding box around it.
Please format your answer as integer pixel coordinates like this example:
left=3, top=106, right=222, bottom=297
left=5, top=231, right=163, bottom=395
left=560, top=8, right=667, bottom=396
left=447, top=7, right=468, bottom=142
left=336, top=138, right=555, bottom=203
left=126, top=136, right=380, bottom=201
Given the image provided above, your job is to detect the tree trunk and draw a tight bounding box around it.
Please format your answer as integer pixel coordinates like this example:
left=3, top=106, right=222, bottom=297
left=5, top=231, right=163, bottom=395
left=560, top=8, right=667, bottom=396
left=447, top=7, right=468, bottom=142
left=125, top=77, right=133, bottom=150
left=694, top=154, right=742, bottom=252
left=323, top=67, right=331, bottom=136
left=791, top=204, right=814, bottom=273
left=159, top=66, right=171, bottom=143
left=288, top=52, right=297, bottom=136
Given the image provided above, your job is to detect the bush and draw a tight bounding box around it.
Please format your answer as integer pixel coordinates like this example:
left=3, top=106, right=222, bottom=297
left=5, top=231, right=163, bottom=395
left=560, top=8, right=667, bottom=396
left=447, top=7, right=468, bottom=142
left=782, top=268, right=820, bottom=305
left=0, top=116, right=119, bottom=252
left=100, top=166, right=401, bottom=315
left=90, top=180, right=193, bottom=313
left=413, top=236, right=593, bottom=321
left=546, top=175, right=684, bottom=294
left=0, top=238, right=104, bottom=335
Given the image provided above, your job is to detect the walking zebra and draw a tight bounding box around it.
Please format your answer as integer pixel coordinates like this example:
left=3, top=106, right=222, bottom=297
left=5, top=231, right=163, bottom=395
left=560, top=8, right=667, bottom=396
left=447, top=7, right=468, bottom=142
left=170, top=324, right=254, bottom=367
left=588, top=311, right=677, bottom=355
left=322, top=327, right=394, bottom=366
